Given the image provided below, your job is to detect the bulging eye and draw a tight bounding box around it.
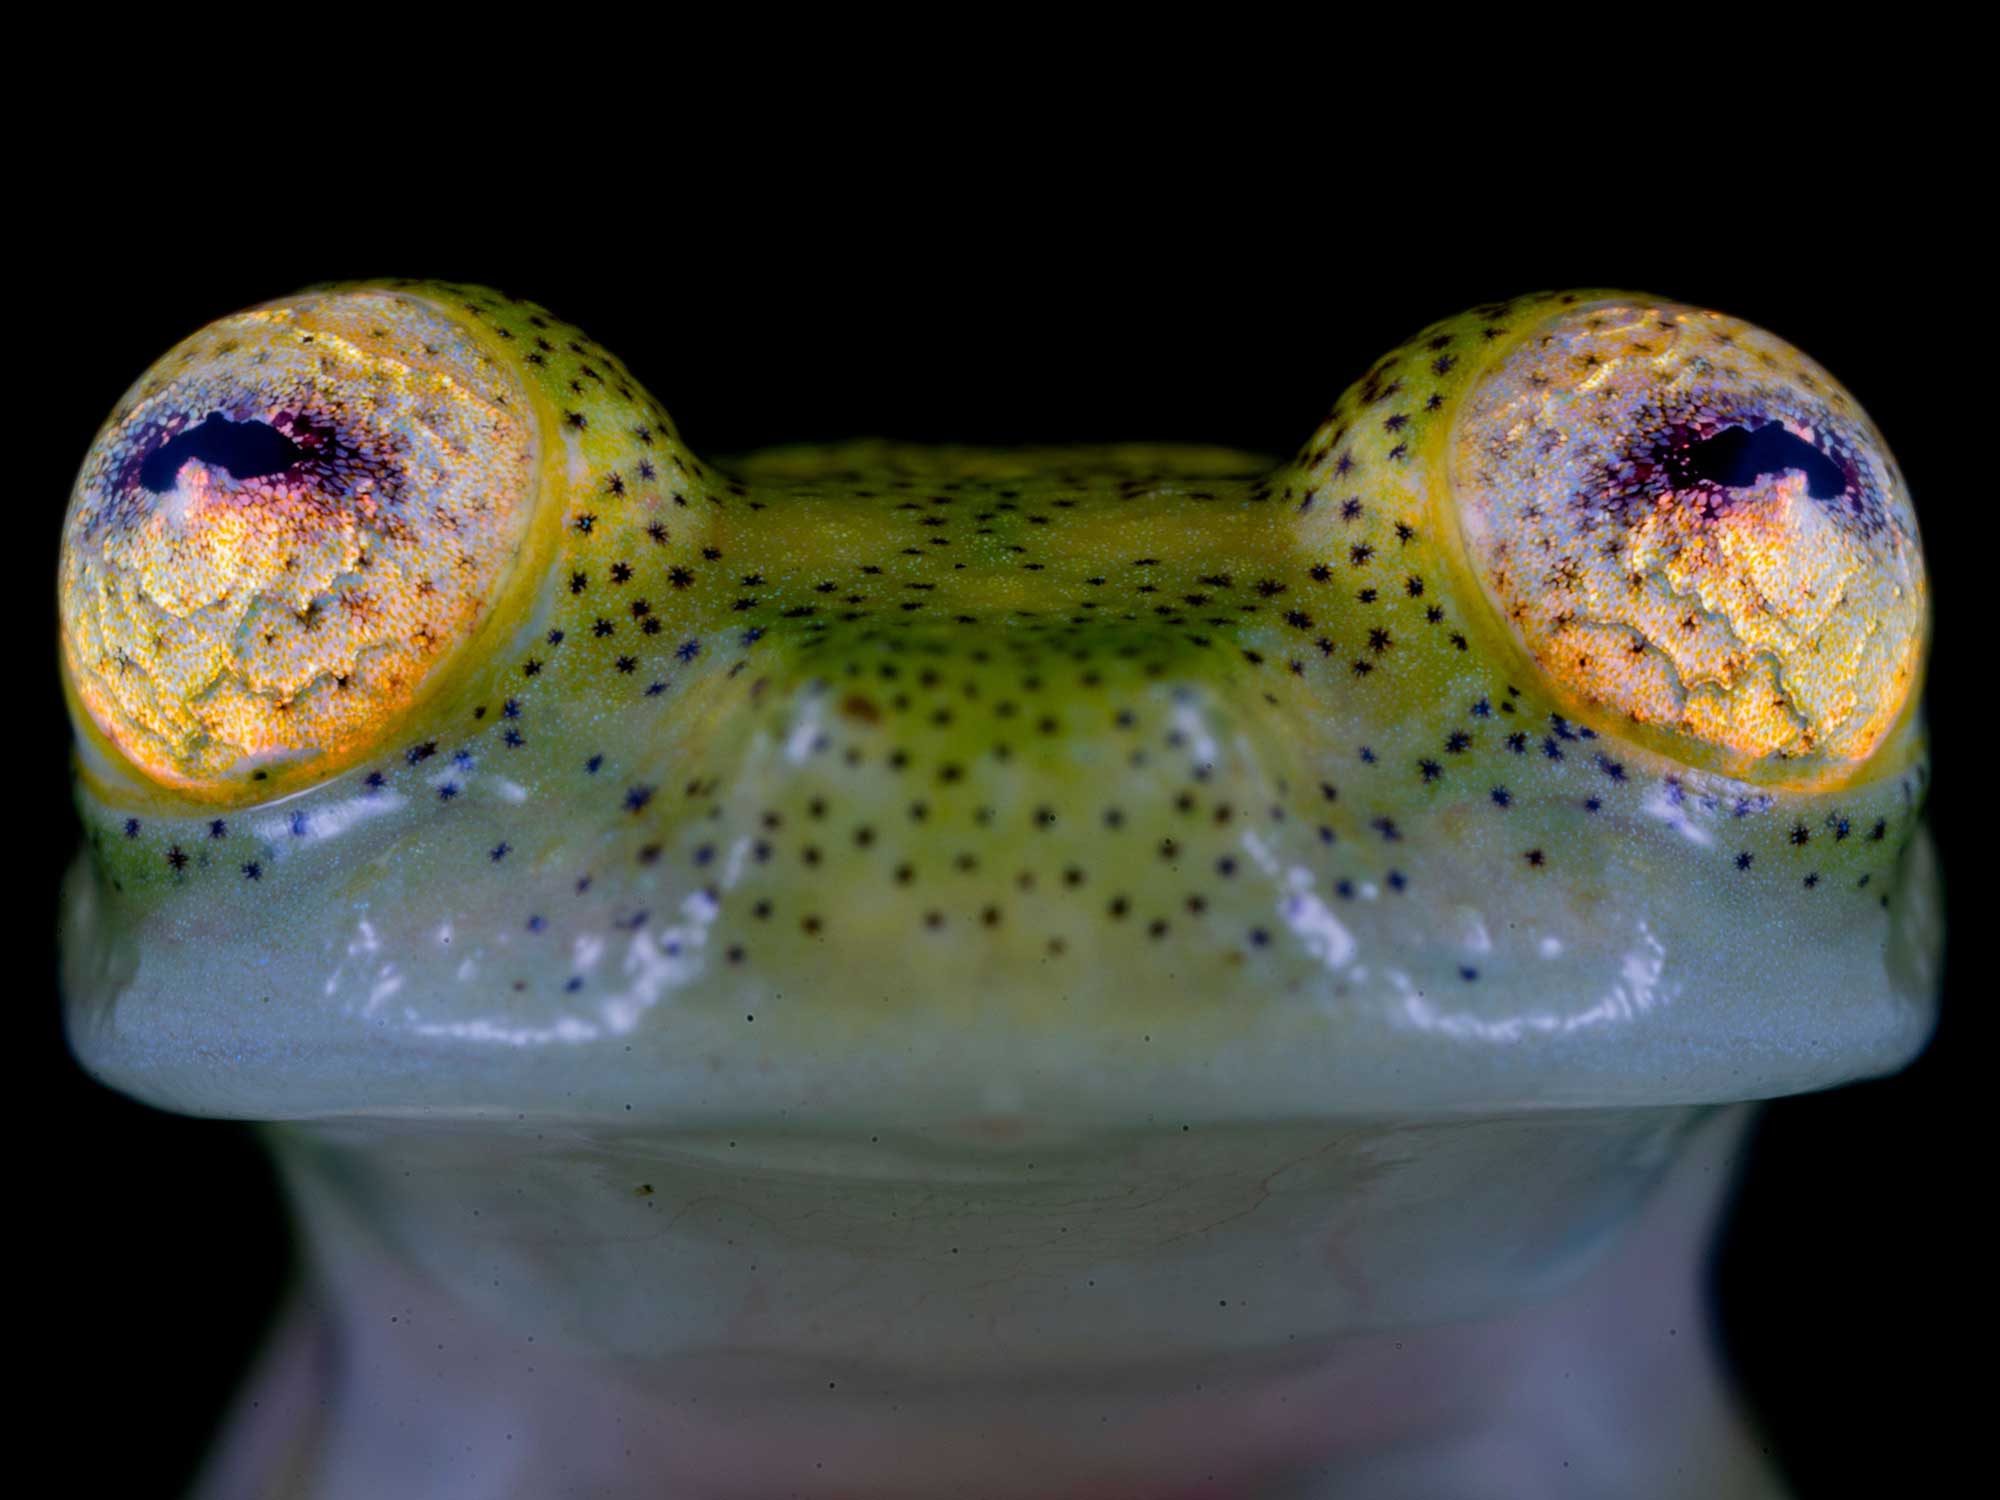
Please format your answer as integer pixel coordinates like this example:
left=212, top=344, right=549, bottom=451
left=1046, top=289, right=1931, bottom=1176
left=1449, top=297, right=1926, bottom=786
left=58, top=286, right=542, bottom=803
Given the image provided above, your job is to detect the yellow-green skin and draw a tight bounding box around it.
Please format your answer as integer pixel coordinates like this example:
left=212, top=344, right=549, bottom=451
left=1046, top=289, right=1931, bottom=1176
left=61, top=283, right=1939, bottom=1131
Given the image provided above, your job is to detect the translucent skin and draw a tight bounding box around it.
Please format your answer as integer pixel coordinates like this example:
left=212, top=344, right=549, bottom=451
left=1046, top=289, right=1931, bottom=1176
left=60, top=283, right=1939, bottom=1129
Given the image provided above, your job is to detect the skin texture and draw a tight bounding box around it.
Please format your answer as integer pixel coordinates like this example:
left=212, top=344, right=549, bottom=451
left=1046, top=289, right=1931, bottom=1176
left=54, top=283, right=1942, bottom=1497
left=61, top=281, right=1937, bottom=1128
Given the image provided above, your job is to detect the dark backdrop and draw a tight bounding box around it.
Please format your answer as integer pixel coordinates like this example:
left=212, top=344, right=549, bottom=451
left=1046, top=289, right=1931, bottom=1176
left=31, top=185, right=1967, bottom=1494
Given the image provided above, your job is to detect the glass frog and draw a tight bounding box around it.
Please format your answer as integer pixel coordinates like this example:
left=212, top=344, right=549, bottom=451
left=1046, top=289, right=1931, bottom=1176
left=58, top=282, right=1939, bottom=1498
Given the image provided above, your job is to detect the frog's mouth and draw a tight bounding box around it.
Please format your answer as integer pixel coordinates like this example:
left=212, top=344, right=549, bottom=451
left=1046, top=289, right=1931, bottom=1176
left=59, top=819, right=1939, bottom=1133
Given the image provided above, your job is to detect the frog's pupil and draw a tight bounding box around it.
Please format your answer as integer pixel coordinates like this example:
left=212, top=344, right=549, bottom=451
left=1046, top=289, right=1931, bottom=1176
left=1673, top=421, right=1846, bottom=501
left=139, top=411, right=305, bottom=492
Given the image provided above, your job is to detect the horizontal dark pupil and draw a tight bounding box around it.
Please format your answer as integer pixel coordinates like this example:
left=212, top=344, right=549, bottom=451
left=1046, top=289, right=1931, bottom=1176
left=1677, top=421, right=1846, bottom=501
left=139, top=412, right=305, bottom=492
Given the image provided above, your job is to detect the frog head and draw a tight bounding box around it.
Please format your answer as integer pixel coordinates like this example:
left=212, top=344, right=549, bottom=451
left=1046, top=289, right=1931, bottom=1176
left=57, top=281, right=1936, bottom=1137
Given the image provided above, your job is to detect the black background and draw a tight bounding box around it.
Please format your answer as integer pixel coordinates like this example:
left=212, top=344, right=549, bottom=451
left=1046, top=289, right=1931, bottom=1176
left=30, top=171, right=1968, bottom=1495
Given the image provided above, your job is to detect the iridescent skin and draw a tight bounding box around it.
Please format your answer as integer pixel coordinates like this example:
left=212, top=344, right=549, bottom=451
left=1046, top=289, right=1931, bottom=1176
left=57, top=283, right=1940, bottom=1499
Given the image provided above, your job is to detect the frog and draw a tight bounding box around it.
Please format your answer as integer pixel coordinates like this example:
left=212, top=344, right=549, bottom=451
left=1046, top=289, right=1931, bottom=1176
left=57, top=281, right=1940, bottom=1499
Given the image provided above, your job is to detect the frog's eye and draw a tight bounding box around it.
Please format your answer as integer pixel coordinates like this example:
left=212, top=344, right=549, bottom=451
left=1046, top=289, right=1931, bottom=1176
left=58, top=287, right=542, bottom=804
left=1448, top=297, right=1926, bottom=787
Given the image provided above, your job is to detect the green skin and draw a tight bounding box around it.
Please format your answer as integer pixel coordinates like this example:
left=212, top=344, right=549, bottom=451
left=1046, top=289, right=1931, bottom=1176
left=62, top=281, right=1936, bottom=1133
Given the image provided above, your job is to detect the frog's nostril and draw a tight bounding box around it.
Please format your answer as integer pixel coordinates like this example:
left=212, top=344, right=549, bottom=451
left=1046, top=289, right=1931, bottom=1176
left=137, top=412, right=307, bottom=492
left=1673, top=421, right=1847, bottom=503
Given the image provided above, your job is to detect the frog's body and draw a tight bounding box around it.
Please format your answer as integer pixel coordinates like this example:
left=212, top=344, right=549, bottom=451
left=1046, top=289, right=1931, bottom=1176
left=57, top=283, right=1938, bottom=1498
